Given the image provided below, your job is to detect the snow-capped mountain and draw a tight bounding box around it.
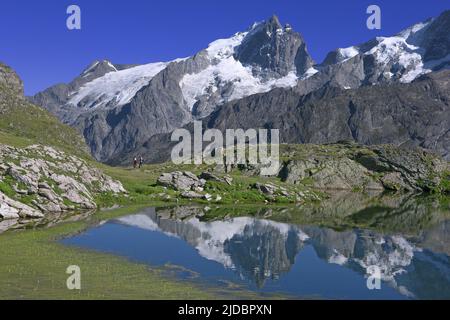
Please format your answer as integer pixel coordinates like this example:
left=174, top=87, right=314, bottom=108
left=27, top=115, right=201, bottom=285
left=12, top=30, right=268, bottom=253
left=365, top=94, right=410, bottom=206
left=31, top=11, right=450, bottom=163
left=180, top=17, right=315, bottom=117
left=66, top=15, right=314, bottom=118
left=69, top=61, right=169, bottom=110
left=31, top=15, right=316, bottom=161
left=319, top=10, right=450, bottom=87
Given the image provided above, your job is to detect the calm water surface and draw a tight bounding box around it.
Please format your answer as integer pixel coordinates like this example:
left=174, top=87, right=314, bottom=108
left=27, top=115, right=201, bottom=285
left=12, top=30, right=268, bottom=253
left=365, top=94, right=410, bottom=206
left=62, top=194, right=450, bottom=300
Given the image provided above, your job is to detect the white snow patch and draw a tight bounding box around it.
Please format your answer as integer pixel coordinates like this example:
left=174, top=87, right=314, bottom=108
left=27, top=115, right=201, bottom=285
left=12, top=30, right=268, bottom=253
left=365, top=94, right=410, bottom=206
left=118, top=214, right=160, bottom=232
left=180, top=57, right=299, bottom=110
left=106, top=61, right=118, bottom=72
left=205, top=32, right=247, bottom=60
left=398, top=20, right=432, bottom=44
left=328, top=249, right=348, bottom=266
left=338, top=46, right=360, bottom=62
left=68, top=62, right=169, bottom=109
left=301, top=67, right=319, bottom=79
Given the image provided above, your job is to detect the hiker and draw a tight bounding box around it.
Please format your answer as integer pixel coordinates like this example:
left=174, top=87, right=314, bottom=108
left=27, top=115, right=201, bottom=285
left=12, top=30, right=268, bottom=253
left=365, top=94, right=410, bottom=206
left=139, top=156, right=144, bottom=168
left=133, top=157, right=138, bottom=169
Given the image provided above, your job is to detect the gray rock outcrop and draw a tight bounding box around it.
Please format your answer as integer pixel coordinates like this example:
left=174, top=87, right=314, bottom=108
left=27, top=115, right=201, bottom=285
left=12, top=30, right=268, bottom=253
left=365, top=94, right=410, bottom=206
left=0, top=144, right=126, bottom=220
left=278, top=143, right=449, bottom=192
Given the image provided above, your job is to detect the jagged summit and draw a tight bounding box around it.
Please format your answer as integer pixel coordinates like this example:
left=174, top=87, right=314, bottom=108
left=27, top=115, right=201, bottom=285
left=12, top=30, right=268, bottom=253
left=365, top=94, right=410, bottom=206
left=81, top=60, right=117, bottom=78
left=235, top=15, right=315, bottom=77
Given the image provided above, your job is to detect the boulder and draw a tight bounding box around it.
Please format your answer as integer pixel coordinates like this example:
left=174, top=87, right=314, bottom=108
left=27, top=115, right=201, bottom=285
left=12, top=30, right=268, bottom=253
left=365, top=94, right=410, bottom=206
left=0, top=191, right=43, bottom=219
left=0, top=203, right=19, bottom=219
left=157, top=171, right=205, bottom=191
left=254, top=183, right=277, bottom=195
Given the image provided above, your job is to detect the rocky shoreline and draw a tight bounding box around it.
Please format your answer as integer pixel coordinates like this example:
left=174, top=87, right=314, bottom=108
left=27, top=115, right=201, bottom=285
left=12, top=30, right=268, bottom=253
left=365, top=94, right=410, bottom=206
left=156, top=143, right=450, bottom=204
left=2, top=142, right=449, bottom=221
left=0, top=144, right=126, bottom=220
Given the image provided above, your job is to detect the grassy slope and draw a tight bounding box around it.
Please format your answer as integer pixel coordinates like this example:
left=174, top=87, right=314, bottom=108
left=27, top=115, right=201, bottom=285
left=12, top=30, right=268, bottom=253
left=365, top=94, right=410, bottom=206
left=0, top=81, right=89, bottom=158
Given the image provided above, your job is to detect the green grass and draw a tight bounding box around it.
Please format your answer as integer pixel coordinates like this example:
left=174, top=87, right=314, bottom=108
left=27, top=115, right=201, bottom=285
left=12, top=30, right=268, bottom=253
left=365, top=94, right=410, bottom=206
left=0, top=205, right=264, bottom=300
left=97, top=162, right=320, bottom=207
left=0, top=83, right=90, bottom=158
left=439, top=171, right=450, bottom=194
left=0, top=131, right=33, bottom=148
left=0, top=175, right=15, bottom=197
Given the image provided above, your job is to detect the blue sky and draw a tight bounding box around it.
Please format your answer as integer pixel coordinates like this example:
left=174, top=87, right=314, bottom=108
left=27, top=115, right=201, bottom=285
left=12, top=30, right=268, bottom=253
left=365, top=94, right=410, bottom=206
left=0, top=0, right=448, bottom=95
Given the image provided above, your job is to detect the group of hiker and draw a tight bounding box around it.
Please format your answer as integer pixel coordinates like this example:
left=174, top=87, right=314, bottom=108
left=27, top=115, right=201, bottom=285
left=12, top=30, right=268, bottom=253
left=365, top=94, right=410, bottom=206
left=133, top=155, right=144, bottom=169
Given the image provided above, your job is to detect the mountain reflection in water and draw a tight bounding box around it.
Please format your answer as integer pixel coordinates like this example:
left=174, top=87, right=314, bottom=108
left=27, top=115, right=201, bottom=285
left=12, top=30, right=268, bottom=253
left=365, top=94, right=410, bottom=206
left=62, top=194, right=450, bottom=300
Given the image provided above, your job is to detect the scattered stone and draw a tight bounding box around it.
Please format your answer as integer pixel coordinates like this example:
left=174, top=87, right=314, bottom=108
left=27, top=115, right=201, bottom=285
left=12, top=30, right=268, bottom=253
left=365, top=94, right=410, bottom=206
left=38, top=189, right=58, bottom=202
left=38, top=182, right=51, bottom=190
left=199, top=172, right=234, bottom=186
left=203, top=193, right=213, bottom=201
left=254, top=183, right=278, bottom=196
left=181, top=191, right=204, bottom=199
left=199, top=172, right=223, bottom=182
left=381, top=172, right=410, bottom=191
left=224, top=176, right=233, bottom=185
left=0, top=202, right=19, bottom=219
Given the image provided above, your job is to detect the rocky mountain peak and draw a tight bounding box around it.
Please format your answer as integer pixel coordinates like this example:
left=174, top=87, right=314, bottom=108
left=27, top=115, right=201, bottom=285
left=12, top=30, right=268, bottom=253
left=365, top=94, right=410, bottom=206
left=0, top=62, right=24, bottom=97
left=234, top=15, right=314, bottom=77
left=79, top=59, right=118, bottom=81
left=265, top=14, right=283, bottom=31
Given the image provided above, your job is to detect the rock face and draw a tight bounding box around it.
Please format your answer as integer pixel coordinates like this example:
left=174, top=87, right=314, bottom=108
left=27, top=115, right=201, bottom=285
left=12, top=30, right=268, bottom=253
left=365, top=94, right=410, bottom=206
left=0, top=63, right=23, bottom=98
left=281, top=157, right=382, bottom=191
left=0, top=144, right=126, bottom=220
left=234, top=15, right=314, bottom=78
left=200, top=70, right=450, bottom=161
left=278, top=143, right=449, bottom=192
